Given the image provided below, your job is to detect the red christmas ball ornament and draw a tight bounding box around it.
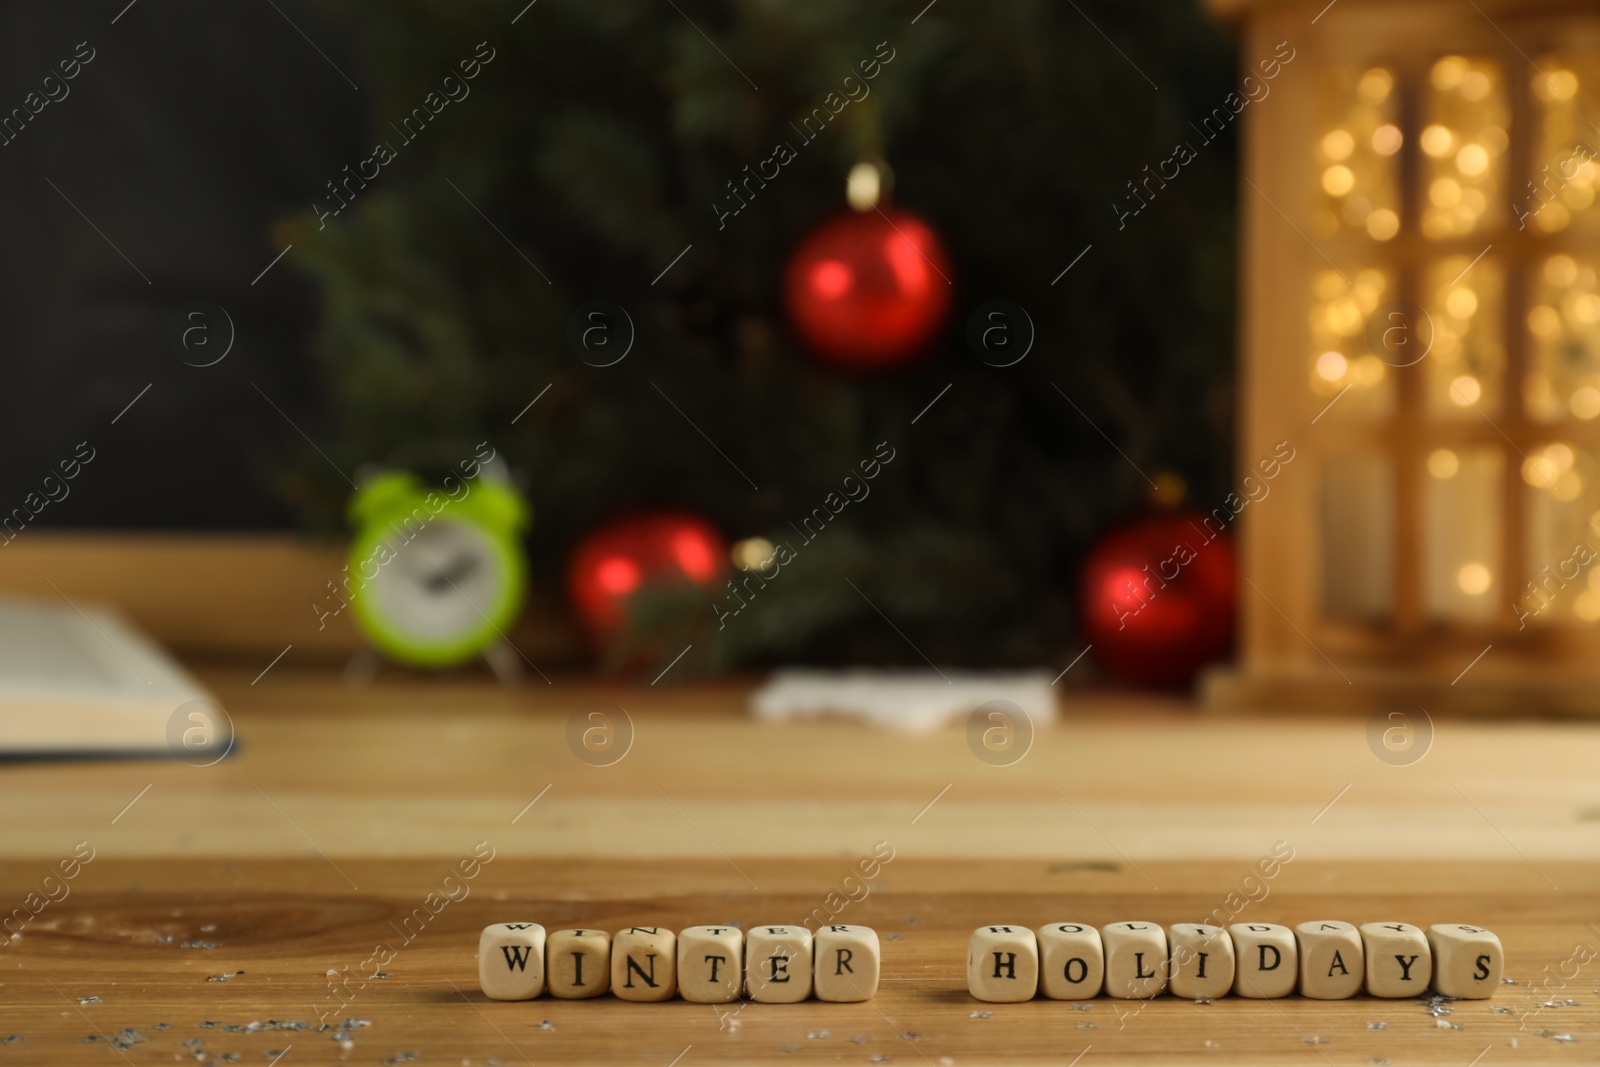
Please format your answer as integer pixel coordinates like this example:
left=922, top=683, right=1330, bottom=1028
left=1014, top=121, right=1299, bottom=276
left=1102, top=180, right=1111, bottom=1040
left=784, top=206, right=953, bottom=370
left=568, top=512, right=728, bottom=636
left=1080, top=511, right=1237, bottom=688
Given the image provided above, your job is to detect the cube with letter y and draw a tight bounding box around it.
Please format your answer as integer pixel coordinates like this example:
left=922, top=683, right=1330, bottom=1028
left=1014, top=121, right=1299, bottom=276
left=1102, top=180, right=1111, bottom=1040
left=967, top=924, right=1038, bottom=1002
left=478, top=922, right=545, bottom=1000
left=814, top=925, right=880, bottom=1002
left=746, top=925, right=813, bottom=1003
left=1359, top=921, right=1432, bottom=998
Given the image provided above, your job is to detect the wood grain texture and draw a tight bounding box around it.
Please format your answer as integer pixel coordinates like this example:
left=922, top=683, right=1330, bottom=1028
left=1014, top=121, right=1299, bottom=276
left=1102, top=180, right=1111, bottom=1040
left=0, top=671, right=1595, bottom=1064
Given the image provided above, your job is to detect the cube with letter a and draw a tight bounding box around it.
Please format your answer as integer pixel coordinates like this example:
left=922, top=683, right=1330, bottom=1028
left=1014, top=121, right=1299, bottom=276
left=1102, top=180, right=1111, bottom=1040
left=813, top=924, right=879, bottom=1002
left=478, top=922, right=545, bottom=1000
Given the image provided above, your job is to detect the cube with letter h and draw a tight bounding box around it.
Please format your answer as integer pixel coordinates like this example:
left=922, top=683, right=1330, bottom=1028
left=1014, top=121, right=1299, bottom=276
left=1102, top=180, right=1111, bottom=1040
left=967, top=924, right=1039, bottom=1002
left=814, top=924, right=880, bottom=1002
left=478, top=922, right=546, bottom=1001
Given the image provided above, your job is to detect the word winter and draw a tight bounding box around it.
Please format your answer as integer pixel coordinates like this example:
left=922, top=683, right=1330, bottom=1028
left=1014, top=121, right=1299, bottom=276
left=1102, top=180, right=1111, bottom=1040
left=479, top=923, right=880, bottom=1004
left=968, top=921, right=1502, bottom=1002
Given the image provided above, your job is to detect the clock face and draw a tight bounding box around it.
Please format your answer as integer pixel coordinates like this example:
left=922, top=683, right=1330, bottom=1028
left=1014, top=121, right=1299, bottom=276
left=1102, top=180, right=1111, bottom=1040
left=363, top=519, right=506, bottom=645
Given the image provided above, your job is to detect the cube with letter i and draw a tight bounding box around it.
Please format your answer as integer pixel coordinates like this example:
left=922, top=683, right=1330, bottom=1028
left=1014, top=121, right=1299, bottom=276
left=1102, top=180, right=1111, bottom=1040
left=1359, top=922, right=1432, bottom=997
left=478, top=922, right=545, bottom=1000
left=546, top=928, right=611, bottom=999
left=966, top=924, right=1039, bottom=1002
left=1228, top=923, right=1297, bottom=997
left=677, top=925, right=743, bottom=1004
left=1167, top=923, right=1235, bottom=1000
left=612, top=926, right=677, bottom=1002
left=746, top=925, right=813, bottom=1003
left=813, top=925, right=880, bottom=1002
left=1426, top=924, right=1503, bottom=999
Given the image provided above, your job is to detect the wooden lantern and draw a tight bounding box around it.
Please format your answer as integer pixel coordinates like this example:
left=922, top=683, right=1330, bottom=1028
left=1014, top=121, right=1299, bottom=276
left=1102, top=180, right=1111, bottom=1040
left=1205, top=0, right=1600, bottom=713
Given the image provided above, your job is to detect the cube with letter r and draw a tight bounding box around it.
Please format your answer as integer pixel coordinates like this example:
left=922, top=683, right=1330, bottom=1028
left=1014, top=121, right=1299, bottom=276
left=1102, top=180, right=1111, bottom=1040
left=813, top=924, right=880, bottom=1002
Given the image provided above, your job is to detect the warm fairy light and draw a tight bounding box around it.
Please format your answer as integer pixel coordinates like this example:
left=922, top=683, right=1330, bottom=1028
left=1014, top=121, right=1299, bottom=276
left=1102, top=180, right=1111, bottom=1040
left=1358, top=68, right=1393, bottom=102
left=1318, top=66, right=1400, bottom=241
left=1546, top=255, right=1578, bottom=287
left=1456, top=144, right=1489, bottom=176
left=1546, top=443, right=1575, bottom=471
left=1574, top=293, right=1600, bottom=324
left=1536, top=203, right=1572, bottom=232
left=1575, top=591, right=1600, bottom=622
left=1431, top=178, right=1462, bottom=208
left=1523, top=452, right=1560, bottom=487
left=846, top=161, right=882, bottom=211
left=1456, top=562, right=1492, bottom=596
left=1547, top=69, right=1579, bottom=101
left=1572, top=386, right=1600, bottom=420
left=1322, top=165, right=1355, bottom=196
left=1352, top=355, right=1385, bottom=386
left=1421, top=125, right=1454, bottom=157
left=1315, top=351, right=1348, bottom=381
left=1366, top=209, right=1399, bottom=240
left=731, top=536, right=776, bottom=572
left=1451, top=375, right=1482, bottom=405
left=1428, top=448, right=1460, bottom=479
left=1460, top=70, right=1491, bottom=101
left=1553, top=470, right=1584, bottom=502
left=1432, top=56, right=1467, bottom=89
left=1446, top=287, right=1479, bottom=319
left=1528, top=305, right=1561, bottom=337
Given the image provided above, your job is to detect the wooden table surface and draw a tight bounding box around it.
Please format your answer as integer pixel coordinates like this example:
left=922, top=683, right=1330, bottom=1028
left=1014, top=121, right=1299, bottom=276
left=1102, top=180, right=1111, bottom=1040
left=1, top=670, right=1596, bottom=1065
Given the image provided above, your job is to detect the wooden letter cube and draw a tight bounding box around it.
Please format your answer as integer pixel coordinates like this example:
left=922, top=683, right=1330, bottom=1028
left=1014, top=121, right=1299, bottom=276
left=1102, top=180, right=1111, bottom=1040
left=546, top=928, right=610, bottom=999
left=1426, top=924, right=1503, bottom=999
left=1228, top=922, right=1297, bottom=998
left=1359, top=922, right=1432, bottom=998
left=612, top=926, right=677, bottom=1002
left=966, top=924, right=1039, bottom=1002
left=478, top=922, right=545, bottom=1000
left=677, top=925, right=743, bottom=1004
left=1101, top=921, right=1168, bottom=998
left=814, top=924, right=880, bottom=1002
left=1035, top=923, right=1103, bottom=1000
left=746, top=925, right=813, bottom=1003
left=1295, top=920, right=1363, bottom=999
left=1167, top=923, right=1235, bottom=1000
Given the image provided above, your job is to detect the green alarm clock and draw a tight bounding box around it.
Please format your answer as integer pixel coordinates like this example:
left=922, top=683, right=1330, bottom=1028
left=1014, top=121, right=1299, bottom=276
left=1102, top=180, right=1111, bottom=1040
left=346, top=461, right=530, bottom=668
